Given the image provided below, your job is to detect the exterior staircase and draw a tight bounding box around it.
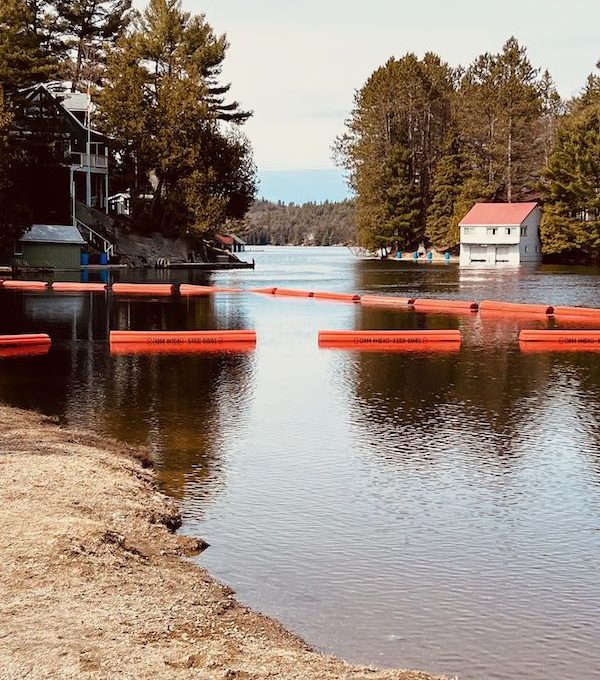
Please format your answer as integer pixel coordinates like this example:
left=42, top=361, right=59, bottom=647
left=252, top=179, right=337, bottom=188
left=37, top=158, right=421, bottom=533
left=75, top=202, right=116, bottom=257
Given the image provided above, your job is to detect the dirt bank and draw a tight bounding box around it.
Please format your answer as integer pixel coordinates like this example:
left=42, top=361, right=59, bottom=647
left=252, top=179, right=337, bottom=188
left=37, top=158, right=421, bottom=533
left=0, top=405, right=448, bottom=680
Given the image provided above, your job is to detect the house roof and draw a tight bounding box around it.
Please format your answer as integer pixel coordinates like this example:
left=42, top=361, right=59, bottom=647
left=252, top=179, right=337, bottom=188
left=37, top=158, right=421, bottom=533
left=21, top=225, right=85, bottom=245
left=460, top=202, right=539, bottom=226
left=215, top=234, right=234, bottom=246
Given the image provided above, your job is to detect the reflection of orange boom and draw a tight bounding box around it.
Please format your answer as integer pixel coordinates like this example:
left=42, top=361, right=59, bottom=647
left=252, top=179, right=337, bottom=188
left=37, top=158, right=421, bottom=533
left=110, top=342, right=255, bottom=356
left=413, top=298, right=478, bottom=312
left=0, top=345, right=51, bottom=359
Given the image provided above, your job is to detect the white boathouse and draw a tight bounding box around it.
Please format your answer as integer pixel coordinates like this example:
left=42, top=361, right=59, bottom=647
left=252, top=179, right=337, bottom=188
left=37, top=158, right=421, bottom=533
left=459, top=202, right=542, bottom=266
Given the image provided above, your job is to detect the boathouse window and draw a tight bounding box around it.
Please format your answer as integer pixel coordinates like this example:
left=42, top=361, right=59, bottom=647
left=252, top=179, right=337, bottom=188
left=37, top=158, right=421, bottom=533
left=463, top=227, right=473, bottom=235
left=505, top=228, right=512, bottom=235
left=521, top=226, right=528, bottom=236
left=13, top=242, right=23, bottom=256
left=487, top=228, right=497, bottom=236
left=524, top=246, right=529, bottom=252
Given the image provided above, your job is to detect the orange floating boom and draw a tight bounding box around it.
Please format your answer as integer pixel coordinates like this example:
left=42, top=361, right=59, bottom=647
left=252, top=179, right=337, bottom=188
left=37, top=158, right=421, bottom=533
left=519, top=330, right=600, bottom=346
left=112, top=283, right=174, bottom=296
left=312, top=291, right=361, bottom=302
left=0, top=333, right=51, bottom=347
left=480, top=300, right=554, bottom=315
left=179, top=284, right=241, bottom=295
left=110, top=330, right=256, bottom=346
left=360, top=295, right=415, bottom=306
left=318, top=330, right=461, bottom=347
left=552, top=305, right=600, bottom=320
left=413, top=298, right=478, bottom=311
left=2, top=280, right=49, bottom=290
left=51, top=282, right=107, bottom=292
left=273, top=288, right=315, bottom=297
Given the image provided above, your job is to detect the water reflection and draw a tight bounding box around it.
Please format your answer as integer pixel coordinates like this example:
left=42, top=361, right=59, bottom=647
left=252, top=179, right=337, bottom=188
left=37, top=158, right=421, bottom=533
left=1, top=248, right=600, bottom=680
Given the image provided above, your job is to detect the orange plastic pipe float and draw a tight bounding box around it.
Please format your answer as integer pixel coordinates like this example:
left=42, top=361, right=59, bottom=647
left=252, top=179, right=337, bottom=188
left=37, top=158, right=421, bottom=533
left=52, top=282, right=107, bottom=292
left=1, top=280, right=49, bottom=290
left=552, top=305, right=600, bottom=320
left=109, top=330, right=256, bottom=347
left=480, top=300, right=554, bottom=315
left=519, top=330, right=600, bottom=347
left=0, top=333, right=51, bottom=347
left=413, top=299, right=478, bottom=311
left=273, top=288, right=315, bottom=297
left=360, top=295, right=415, bottom=306
left=312, top=291, right=361, bottom=302
left=112, top=283, right=174, bottom=296
left=318, top=330, right=461, bottom=348
left=179, top=284, right=241, bottom=295
left=110, top=341, right=255, bottom=355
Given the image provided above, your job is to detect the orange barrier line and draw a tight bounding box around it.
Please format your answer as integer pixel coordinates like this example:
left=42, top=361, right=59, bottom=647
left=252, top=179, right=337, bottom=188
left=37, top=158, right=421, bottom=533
left=312, top=291, right=361, bottom=302
left=318, top=330, right=461, bottom=347
left=110, top=342, right=254, bottom=355
left=112, top=283, right=174, bottom=296
left=109, top=330, right=256, bottom=346
left=480, top=300, right=554, bottom=315
left=179, top=284, right=241, bottom=295
left=1, top=280, right=49, bottom=290
left=360, top=295, right=415, bottom=306
left=519, top=330, right=600, bottom=346
left=553, top=305, right=600, bottom=320
left=273, top=288, right=315, bottom=297
left=320, top=341, right=461, bottom=353
left=0, top=333, right=51, bottom=347
left=249, top=287, right=278, bottom=294
left=413, top=299, right=478, bottom=311
left=51, top=282, right=107, bottom=292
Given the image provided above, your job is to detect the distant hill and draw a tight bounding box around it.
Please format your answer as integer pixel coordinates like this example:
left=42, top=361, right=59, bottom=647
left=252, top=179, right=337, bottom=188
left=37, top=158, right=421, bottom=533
left=239, top=199, right=356, bottom=246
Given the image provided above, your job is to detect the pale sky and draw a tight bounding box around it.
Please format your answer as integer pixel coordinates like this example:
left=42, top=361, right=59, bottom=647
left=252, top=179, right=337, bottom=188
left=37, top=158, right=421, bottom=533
left=185, top=0, right=599, bottom=174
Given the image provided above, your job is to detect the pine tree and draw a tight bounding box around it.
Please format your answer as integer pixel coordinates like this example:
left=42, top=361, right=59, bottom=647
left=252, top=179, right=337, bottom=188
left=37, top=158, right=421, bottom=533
left=98, top=0, right=255, bottom=238
left=426, top=131, right=469, bottom=250
left=541, top=73, right=600, bottom=258
left=52, top=0, right=133, bottom=89
left=334, top=53, right=455, bottom=251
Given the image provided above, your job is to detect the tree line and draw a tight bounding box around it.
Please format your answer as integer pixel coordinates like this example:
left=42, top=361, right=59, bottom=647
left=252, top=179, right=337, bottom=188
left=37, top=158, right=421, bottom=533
left=0, top=0, right=255, bottom=248
left=240, top=199, right=356, bottom=246
left=335, top=38, right=600, bottom=260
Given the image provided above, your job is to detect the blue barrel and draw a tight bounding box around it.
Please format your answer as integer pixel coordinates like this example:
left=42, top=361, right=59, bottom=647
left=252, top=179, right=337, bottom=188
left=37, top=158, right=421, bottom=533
left=413, top=251, right=418, bottom=260
left=81, top=251, right=89, bottom=266
left=396, top=251, right=402, bottom=260
left=427, top=251, right=433, bottom=261
left=445, top=251, right=451, bottom=262
left=99, top=252, right=109, bottom=266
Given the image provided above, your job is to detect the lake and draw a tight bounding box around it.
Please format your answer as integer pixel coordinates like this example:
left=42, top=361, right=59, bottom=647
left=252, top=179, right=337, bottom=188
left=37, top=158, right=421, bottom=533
left=1, top=246, right=600, bottom=680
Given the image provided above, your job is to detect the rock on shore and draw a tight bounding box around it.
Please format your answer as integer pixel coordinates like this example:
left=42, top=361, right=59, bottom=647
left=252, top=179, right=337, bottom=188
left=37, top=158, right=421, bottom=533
left=0, top=405, right=447, bottom=680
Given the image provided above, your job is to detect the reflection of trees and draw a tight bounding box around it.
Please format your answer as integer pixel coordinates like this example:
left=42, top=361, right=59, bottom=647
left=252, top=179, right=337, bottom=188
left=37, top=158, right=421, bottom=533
left=0, top=291, right=254, bottom=506
left=347, top=304, right=600, bottom=478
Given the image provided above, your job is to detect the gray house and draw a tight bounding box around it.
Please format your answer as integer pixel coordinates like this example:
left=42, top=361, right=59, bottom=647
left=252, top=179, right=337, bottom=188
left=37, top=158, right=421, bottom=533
left=13, top=225, right=85, bottom=270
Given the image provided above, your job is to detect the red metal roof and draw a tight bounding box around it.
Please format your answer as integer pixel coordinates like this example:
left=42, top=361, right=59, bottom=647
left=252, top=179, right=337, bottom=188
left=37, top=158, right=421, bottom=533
left=460, top=202, right=538, bottom=226
left=215, top=234, right=234, bottom=246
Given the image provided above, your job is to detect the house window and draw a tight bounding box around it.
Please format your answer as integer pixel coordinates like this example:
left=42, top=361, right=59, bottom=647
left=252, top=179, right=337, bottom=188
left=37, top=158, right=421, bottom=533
left=524, top=246, right=529, bottom=253
left=521, top=226, right=528, bottom=237
left=487, top=227, right=497, bottom=236
left=14, top=241, right=23, bottom=256
left=463, top=227, right=473, bottom=235
left=506, top=228, right=512, bottom=235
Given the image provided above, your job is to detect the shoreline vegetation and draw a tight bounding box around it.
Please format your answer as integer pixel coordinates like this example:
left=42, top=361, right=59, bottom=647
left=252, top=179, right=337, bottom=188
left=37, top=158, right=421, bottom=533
left=0, top=403, right=447, bottom=680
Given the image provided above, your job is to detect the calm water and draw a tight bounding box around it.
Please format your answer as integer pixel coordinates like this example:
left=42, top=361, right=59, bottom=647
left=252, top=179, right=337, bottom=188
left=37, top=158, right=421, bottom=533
left=2, top=247, right=600, bottom=680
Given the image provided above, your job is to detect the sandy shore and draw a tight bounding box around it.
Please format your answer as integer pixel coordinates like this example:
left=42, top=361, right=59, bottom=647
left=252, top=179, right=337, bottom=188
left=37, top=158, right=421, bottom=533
left=0, top=404, right=448, bottom=679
